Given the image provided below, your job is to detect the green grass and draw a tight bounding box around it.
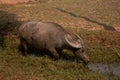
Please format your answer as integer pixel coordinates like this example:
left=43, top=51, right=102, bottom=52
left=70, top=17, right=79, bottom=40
left=0, top=0, right=120, bottom=80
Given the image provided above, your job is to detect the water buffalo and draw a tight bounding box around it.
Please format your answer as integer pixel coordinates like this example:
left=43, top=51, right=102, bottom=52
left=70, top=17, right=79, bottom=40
left=18, top=21, right=90, bottom=64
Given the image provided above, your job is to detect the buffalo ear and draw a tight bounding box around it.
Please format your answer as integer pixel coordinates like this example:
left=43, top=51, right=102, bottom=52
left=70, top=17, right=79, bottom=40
left=65, top=34, right=82, bottom=48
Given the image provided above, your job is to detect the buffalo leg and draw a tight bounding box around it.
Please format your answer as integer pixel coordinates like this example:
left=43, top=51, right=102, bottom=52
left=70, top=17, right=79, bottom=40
left=48, top=48, right=59, bottom=60
left=56, top=48, right=62, bottom=58
left=20, top=38, right=28, bottom=56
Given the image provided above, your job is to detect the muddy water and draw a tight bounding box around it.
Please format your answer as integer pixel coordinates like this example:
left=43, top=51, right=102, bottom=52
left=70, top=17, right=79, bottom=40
left=88, top=63, right=120, bottom=80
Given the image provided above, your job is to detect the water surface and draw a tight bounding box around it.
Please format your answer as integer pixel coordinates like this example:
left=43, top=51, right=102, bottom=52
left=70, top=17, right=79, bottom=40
left=88, top=63, right=120, bottom=80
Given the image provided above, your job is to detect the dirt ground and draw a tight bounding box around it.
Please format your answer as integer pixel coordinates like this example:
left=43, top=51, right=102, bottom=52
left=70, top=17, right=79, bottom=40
left=0, top=0, right=35, bottom=4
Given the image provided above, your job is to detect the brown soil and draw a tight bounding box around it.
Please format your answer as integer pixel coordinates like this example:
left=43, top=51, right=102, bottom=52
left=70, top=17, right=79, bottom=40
left=113, top=24, right=120, bottom=32
left=0, top=0, right=35, bottom=4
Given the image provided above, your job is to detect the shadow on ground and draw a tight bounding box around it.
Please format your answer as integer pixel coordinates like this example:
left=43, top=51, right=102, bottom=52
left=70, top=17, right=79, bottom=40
left=56, top=8, right=116, bottom=31
left=0, top=10, right=21, bottom=48
left=27, top=48, right=78, bottom=63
